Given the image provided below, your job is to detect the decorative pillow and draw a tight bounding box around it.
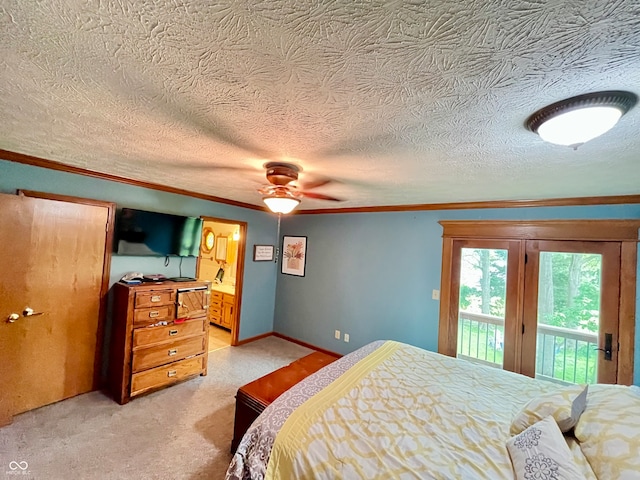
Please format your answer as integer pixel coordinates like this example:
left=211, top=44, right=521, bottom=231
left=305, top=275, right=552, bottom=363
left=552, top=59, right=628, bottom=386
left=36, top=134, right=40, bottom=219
left=510, top=384, right=588, bottom=435
left=506, top=416, right=586, bottom=480
left=574, top=384, right=640, bottom=479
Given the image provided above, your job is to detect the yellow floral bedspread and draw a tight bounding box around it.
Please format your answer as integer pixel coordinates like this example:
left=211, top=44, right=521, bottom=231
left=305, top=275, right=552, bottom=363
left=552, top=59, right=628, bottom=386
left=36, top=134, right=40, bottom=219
left=265, top=341, right=566, bottom=479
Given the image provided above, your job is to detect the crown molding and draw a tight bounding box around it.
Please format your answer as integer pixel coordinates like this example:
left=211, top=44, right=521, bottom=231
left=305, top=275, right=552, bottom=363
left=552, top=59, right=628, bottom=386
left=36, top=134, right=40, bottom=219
left=297, top=194, right=640, bottom=215
left=0, top=149, right=265, bottom=212
left=3, top=149, right=639, bottom=215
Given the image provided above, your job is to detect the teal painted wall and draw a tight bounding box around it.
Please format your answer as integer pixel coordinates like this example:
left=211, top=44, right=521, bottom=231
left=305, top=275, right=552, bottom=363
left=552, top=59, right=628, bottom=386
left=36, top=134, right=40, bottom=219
left=274, top=204, right=640, bottom=385
left=3, top=158, right=639, bottom=385
left=0, top=159, right=279, bottom=340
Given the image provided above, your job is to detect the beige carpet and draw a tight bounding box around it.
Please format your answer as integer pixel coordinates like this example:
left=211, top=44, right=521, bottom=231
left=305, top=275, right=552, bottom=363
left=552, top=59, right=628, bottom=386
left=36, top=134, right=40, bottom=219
left=0, top=336, right=312, bottom=480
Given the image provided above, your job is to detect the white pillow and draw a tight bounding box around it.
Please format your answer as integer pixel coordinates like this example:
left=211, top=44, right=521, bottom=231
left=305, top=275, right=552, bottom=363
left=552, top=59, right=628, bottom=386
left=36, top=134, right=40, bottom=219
left=507, top=416, right=586, bottom=480
left=511, top=384, right=588, bottom=435
left=574, top=384, right=640, bottom=479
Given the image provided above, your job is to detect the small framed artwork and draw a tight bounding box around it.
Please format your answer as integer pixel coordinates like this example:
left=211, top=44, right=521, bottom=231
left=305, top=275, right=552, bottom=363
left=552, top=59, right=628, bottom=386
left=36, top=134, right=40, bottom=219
left=281, top=236, right=307, bottom=277
left=253, top=245, right=274, bottom=262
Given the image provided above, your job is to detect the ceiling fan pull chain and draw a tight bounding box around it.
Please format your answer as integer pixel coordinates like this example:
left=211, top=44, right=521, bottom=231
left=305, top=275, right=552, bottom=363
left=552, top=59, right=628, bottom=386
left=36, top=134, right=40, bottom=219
left=275, top=214, right=281, bottom=263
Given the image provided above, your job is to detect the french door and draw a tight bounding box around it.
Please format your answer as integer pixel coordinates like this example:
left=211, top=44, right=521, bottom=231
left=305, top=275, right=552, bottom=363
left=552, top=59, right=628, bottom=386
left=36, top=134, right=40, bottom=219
left=522, top=241, right=620, bottom=384
left=446, top=239, right=523, bottom=373
left=438, top=220, right=639, bottom=385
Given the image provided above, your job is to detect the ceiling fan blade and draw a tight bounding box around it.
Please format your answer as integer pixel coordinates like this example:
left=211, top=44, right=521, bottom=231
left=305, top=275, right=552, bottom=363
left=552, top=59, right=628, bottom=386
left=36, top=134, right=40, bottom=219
left=298, top=176, right=333, bottom=190
left=153, top=159, right=256, bottom=172
left=182, top=164, right=254, bottom=171
left=300, top=191, right=343, bottom=202
left=138, top=82, right=275, bottom=159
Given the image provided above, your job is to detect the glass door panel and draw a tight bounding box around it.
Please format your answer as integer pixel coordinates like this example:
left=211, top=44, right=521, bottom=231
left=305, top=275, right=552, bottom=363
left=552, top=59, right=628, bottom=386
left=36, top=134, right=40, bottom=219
left=535, top=252, right=602, bottom=384
left=523, top=241, right=620, bottom=384
left=457, top=247, right=508, bottom=368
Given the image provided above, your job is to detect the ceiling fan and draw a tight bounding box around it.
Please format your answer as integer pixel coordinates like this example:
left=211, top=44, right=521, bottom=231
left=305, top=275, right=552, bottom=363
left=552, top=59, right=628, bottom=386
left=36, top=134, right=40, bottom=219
left=259, top=162, right=342, bottom=214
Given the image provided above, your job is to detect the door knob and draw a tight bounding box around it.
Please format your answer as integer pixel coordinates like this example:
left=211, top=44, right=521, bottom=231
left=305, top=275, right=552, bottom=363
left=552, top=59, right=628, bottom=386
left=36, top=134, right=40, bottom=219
left=23, top=307, right=44, bottom=317
left=7, top=313, right=20, bottom=323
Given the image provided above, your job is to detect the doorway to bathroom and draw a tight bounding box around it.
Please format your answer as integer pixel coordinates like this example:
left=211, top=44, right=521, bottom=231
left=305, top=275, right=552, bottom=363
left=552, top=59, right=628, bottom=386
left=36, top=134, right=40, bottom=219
left=197, top=216, right=247, bottom=350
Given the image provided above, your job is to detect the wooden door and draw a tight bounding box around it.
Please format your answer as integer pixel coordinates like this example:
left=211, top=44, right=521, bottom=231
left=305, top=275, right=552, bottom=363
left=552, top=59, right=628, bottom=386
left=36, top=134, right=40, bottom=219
left=0, top=193, right=108, bottom=424
left=440, top=239, right=524, bottom=373
left=522, top=240, right=621, bottom=384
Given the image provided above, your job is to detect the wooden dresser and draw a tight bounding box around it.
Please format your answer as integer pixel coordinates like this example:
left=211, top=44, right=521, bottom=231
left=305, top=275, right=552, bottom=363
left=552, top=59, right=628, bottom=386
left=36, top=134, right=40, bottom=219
left=109, top=280, right=211, bottom=404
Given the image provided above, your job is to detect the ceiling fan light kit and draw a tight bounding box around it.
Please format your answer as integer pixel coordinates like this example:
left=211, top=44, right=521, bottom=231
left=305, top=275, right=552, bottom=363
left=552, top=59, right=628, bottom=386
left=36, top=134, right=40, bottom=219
left=257, top=161, right=342, bottom=214
left=263, top=195, right=301, bottom=214
left=526, top=91, right=637, bottom=148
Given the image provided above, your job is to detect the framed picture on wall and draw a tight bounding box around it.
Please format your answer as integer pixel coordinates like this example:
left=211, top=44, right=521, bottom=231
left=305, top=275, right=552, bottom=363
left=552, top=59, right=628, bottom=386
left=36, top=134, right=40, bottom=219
left=253, top=245, right=274, bottom=262
left=281, top=236, right=307, bottom=277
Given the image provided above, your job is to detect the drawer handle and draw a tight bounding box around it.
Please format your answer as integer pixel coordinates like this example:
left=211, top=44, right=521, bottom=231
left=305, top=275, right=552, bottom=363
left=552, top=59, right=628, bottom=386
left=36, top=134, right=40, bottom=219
left=168, top=349, right=177, bottom=356
left=167, top=370, right=177, bottom=377
left=169, top=329, right=178, bottom=336
left=151, top=295, right=161, bottom=302
left=149, top=311, right=160, bottom=318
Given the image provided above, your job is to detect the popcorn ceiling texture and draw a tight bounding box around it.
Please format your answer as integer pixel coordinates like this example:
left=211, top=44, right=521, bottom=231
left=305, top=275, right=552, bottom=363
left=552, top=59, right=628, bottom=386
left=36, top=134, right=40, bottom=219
left=1, top=0, right=639, bottom=209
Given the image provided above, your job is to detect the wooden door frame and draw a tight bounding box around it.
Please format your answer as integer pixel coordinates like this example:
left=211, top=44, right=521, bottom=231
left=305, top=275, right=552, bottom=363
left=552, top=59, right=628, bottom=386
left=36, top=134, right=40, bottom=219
left=438, top=219, right=640, bottom=385
left=198, top=216, right=247, bottom=347
left=18, top=190, right=115, bottom=389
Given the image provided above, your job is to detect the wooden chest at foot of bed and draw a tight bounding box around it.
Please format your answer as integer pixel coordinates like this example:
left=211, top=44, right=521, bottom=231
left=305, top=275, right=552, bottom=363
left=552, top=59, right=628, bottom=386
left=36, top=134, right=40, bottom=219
left=231, top=351, right=338, bottom=453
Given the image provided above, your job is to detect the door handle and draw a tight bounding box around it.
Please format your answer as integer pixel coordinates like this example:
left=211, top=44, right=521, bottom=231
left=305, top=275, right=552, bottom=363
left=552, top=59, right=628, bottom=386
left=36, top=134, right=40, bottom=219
left=593, top=333, right=613, bottom=361
left=7, top=313, right=20, bottom=323
left=23, top=307, right=44, bottom=317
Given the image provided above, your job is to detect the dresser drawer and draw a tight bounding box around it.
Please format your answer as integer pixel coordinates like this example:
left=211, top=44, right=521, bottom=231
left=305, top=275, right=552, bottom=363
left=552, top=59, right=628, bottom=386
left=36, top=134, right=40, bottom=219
left=131, top=335, right=205, bottom=372
left=132, top=319, right=205, bottom=348
left=135, top=290, right=175, bottom=308
left=130, top=356, right=204, bottom=397
left=133, top=305, right=174, bottom=326
left=176, top=288, right=208, bottom=319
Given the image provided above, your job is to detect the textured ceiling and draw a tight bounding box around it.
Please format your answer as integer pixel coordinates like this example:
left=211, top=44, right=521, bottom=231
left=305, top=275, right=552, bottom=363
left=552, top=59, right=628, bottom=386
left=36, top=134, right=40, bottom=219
left=1, top=0, right=639, bottom=210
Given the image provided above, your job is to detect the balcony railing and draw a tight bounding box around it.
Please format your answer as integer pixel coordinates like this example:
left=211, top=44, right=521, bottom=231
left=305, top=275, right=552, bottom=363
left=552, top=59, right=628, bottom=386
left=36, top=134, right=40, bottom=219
left=457, top=310, right=598, bottom=384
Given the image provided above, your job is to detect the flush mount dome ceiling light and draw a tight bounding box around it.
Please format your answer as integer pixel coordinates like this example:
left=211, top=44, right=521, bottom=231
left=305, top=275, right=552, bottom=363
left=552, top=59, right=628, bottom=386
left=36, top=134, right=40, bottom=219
left=526, top=91, right=637, bottom=149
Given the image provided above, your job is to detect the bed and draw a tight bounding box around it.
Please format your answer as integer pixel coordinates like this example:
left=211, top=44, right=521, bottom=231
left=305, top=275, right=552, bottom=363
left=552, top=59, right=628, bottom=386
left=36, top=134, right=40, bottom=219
left=226, top=340, right=640, bottom=479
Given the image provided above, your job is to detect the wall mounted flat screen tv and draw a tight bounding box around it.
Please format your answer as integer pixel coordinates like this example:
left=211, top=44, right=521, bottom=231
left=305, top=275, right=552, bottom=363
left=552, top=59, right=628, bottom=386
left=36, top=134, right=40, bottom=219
left=114, top=208, right=203, bottom=257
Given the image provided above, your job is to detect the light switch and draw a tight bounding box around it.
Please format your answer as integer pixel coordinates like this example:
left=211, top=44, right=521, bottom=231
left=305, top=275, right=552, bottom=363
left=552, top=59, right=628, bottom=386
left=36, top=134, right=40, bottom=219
left=432, top=289, right=440, bottom=300
left=334, top=330, right=341, bottom=339
left=344, top=333, right=350, bottom=343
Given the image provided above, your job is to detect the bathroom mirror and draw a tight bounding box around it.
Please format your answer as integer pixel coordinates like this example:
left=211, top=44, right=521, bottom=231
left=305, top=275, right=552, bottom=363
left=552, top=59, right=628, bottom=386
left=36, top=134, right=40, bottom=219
left=201, top=228, right=215, bottom=254
left=215, top=235, right=228, bottom=262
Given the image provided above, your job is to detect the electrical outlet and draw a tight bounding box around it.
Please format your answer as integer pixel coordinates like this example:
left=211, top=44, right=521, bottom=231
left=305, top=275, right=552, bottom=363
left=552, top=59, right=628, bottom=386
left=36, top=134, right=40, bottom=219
left=432, top=289, right=440, bottom=300
left=344, top=333, right=350, bottom=343
left=334, top=329, right=341, bottom=339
